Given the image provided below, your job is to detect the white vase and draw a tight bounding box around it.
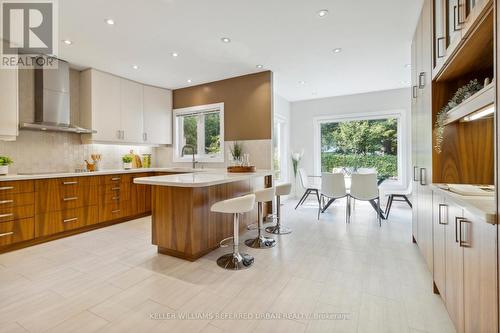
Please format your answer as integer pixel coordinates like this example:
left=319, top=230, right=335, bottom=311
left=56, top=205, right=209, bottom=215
left=0, top=165, right=8, bottom=175
left=123, top=162, right=132, bottom=170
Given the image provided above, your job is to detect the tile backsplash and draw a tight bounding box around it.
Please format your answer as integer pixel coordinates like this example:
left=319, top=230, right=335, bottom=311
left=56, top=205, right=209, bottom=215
left=0, top=131, right=154, bottom=174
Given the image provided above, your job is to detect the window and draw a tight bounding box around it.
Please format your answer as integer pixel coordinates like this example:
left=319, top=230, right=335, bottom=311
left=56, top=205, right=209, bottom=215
left=273, top=115, right=288, bottom=183
left=313, top=110, right=407, bottom=185
left=173, top=103, right=224, bottom=163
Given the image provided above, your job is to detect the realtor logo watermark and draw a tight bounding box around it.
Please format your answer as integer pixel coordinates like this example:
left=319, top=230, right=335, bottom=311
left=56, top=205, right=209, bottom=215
left=1, top=0, right=58, bottom=68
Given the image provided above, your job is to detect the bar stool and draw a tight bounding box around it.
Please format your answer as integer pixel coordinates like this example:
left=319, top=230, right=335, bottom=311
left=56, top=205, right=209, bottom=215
left=265, top=183, right=292, bottom=235
left=211, top=194, right=256, bottom=270
left=245, top=187, right=276, bottom=249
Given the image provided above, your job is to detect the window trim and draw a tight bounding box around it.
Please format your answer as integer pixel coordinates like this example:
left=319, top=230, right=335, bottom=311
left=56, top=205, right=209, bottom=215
left=173, top=102, right=225, bottom=163
left=312, top=109, right=408, bottom=188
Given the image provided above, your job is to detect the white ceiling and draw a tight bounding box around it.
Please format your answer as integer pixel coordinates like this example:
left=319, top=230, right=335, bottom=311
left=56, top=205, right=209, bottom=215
left=59, top=0, right=424, bottom=102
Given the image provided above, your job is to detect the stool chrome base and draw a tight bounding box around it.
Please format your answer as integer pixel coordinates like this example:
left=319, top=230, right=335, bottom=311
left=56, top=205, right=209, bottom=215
left=217, top=252, right=254, bottom=270
left=245, top=235, right=276, bottom=249
left=265, top=225, right=292, bottom=235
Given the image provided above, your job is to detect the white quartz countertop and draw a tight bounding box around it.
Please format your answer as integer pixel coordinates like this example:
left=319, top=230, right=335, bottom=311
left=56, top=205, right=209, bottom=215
left=134, top=170, right=273, bottom=188
left=431, top=184, right=496, bottom=224
left=0, top=167, right=209, bottom=181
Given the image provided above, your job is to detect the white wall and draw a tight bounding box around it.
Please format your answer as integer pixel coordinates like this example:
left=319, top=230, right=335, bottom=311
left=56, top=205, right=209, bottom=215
left=290, top=88, right=411, bottom=189
left=273, top=93, right=291, bottom=182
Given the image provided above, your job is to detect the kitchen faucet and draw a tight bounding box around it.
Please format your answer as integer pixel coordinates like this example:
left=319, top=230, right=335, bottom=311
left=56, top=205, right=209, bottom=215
left=181, top=144, right=197, bottom=169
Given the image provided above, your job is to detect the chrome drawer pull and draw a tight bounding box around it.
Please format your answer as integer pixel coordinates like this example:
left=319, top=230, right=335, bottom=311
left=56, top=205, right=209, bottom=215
left=0, top=200, right=14, bottom=205
left=112, top=197, right=120, bottom=201
left=63, top=197, right=78, bottom=201
left=63, top=217, right=78, bottom=223
left=0, top=231, right=14, bottom=237
left=111, top=177, right=121, bottom=181
left=111, top=187, right=121, bottom=191
left=0, top=186, right=14, bottom=191
left=111, top=209, right=120, bottom=213
left=0, top=213, right=14, bottom=218
left=63, top=181, right=78, bottom=185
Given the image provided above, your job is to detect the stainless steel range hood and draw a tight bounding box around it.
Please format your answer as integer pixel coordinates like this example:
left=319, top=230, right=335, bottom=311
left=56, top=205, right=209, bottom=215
left=20, top=58, right=95, bottom=134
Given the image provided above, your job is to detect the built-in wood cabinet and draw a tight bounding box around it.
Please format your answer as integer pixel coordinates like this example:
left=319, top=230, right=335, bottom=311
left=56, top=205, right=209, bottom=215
left=432, top=191, right=498, bottom=333
left=0, top=67, right=18, bottom=141
left=80, top=69, right=172, bottom=145
left=0, top=172, right=158, bottom=252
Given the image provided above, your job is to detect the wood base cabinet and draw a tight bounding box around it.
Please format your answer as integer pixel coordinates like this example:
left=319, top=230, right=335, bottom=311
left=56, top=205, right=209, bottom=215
left=433, top=190, right=498, bottom=333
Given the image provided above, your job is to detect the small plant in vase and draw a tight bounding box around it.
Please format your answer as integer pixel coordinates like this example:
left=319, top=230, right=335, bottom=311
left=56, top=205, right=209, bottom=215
left=122, top=155, right=133, bottom=170
left=291, top=151, right=303, bottom=197
left=230, top=142, right=244, bottom=165
left=0, top=156, right=13, bottom=175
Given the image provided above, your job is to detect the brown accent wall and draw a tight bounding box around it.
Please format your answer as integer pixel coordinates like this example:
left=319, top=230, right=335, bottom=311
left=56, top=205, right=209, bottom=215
left=173, top=71, right=273, bottom=141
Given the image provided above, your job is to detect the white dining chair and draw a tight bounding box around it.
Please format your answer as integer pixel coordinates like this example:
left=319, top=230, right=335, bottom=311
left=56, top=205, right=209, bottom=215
left=295, top=168, right=321, bottom=209
left=349, top=173, right=382, bottom=226
left=357, top=167, right=377, bottom=174
left=318, top=173, right=348, bottom=221
left=384, top=182, right=413, bottom=218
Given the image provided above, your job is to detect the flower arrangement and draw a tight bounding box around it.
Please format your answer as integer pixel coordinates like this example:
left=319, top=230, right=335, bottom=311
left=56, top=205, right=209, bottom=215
left=434, top=79, right=483, bottom=153
left=291, top=151, right=303, bottom=179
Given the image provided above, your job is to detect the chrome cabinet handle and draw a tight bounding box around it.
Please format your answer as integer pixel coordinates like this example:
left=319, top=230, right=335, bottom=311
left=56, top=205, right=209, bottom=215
left=0, top=231, right=13, bottom=237
left=117, top=130, right=121, bottom=139
left=419, top=168, right=426, bottom=186
left=0, top=186, right=14, bottom=191
left=63, top=217, right=78, bottom=223
left=437, top=37, right=446, bottom=58
left=438, top=204, right=448, bottom=225
left=0, top=200, right=14, bottom=205
left=418, top=72, right=426, bottom=89
left=63, top=197, right=78, bottom=201
left=412, top=86, right=418, bottom=98
left=455, top=217, right=462, bottom=243
left=459, top=219, right=471, bottom=247
left=413, top=166, right=419, bottom=182
left=111, top=209, right=121, bottom=214
left=453, top=5, right=463, bottom=31
left=0, top=213, right=13, bottom=218
left=111, top=187, right=120, bottom=191
left=63, top=181, right=78, bottom=185
left=111, top=177, right=121, bottom=181
left=112, top=197, right=120, bottom=201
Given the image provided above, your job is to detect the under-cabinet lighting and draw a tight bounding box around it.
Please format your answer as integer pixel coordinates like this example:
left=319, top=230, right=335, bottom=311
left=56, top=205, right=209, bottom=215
left=105, top=18, right=115, bottom=25
left=463, top=104, right=495, bottom=122
left=318, top=9, right=329, bottom=17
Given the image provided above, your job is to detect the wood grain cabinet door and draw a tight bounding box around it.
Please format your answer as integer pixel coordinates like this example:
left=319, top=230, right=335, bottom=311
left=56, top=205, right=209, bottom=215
left=35, top=180, right=99, bottom=213
left=432, top=192, right=447, bottom=296
left=445, top=204, right=464, bottom=333
left=0, top=181, right=34, bottom=195
left=462, top=211, right=498, bottom=333
left=35, top=206, right=98, bottom=237
left=0, top=218, right=34, bottom=247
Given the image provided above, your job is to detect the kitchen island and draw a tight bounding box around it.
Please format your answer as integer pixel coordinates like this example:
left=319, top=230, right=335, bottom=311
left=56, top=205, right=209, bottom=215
left=134, top=170, right=273, bottom=261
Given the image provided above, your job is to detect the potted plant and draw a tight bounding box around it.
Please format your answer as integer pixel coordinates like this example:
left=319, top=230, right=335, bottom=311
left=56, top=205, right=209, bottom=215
left=122, top=155, right=133, bottom=170
left=0, top=156, right=13, bottom=175
left=230, top=142, right=243, bottom=165
left=291, top=151, right=303, bottom=197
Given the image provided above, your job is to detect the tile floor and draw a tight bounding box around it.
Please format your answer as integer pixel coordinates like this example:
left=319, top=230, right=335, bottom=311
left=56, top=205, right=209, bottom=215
left=0, top=197, right=456, bottom=333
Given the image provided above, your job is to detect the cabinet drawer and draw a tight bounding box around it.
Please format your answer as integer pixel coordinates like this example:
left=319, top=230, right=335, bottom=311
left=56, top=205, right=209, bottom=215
left=99, top=200, right=129, bottom=222
left=103, top=183, right=130, bottom=197
left=35, top=185, right=98, bottom=213
left=0, top=192, right=34, bottom=208
left=100, top=174, right=132, bottom=185
left=35, top=176, right=99, bottom=191
left=35, top=205, right=98, bottom=237
left=0, top=218, right=34, bottom=247
left=0, top=181, right=34, bottom=195
left=0, top=205, right=34, bottom=222
left=103, top=191, right=129, bottom=203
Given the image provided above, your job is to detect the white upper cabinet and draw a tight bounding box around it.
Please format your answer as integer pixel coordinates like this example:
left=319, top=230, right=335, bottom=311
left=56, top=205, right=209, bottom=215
left=143, top=85, right=172, bottom=144
left=80, top=69, right=172, bottom=145
left=120, top=79, right=143, bottom=143
left=0, top=67, right=18, bottom=141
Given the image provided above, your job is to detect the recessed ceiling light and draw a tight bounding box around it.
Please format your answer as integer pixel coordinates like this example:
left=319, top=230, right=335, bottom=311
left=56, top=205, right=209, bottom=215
left=318, top=9, right=329, bottom=17
left=221, top=37, right=231, bottom=43
left=171, top=52, right=179, bottom=57
left=256, top=64, right=263, bottom=69
left=62, top=40, right=73, bottom=45
left=132, top=65, right=139, bottom=70
left=299, top=80, right=306, bottom=85
left=105, top=18, right=115, bottom=25
left=187, top=79, right=192, bottom=83
left=332, top=48, right=342, bottom=53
